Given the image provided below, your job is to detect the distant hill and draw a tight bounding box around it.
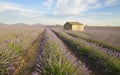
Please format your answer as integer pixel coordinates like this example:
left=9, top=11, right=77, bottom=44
left=32, top=23, right=43, bottom=26
left=0, top=23, right=4, bottom=25
left=0, top=23, right=9, bottom=25
left=12, top=23, right=29, bottom=26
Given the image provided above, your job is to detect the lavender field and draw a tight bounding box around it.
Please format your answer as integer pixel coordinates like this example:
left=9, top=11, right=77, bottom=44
left=0, top=26, right=120, bottom=75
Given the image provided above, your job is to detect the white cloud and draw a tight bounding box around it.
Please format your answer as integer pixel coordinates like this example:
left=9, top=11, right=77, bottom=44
left=41, top=0, right=53, bottom=8
left=92, top=0, right=119, bottom=9
left=0, top=2, right=45, bottom=17
left=93, top=3, right=102, bottom=8
left=53, top=0, right=120, bottom=15
left=86, top=0, right=98, bottom=4
left=0, top=2, right=32, bottom=14
left=88, top=12, right=113, bottom=17
left=105, top=0, right=119, bottom=6
left=54, top=0, right=89, bottom=15
left=0, top=1, right=119, bottom=26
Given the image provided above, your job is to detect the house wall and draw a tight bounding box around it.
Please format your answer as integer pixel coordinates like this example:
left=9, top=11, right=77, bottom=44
left=72, top=25, right=84, bottom=31
left=72, top=25, right=77, bottom=31
left=64, top=24, right=72, bottom=30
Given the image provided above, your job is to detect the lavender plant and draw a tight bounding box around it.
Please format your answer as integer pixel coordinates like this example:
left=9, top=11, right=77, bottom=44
left=32, top=29, right=91, bottom=75
left=53, top=29, right=120, bottom=75
left=65, top=31, right=120, bottom=59
left=65, top=30, right=120, bottom=53
left=0, top=26, right=45, bottom=75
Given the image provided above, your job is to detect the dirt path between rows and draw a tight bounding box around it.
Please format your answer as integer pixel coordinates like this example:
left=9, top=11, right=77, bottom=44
left=50, top=29, right=93, bottom=75
left=31, top=30, right=48, bottom=75
left=52, top=29, right=112, bottom=75
left=32, top=28, right=93, bottom=75
left=13, top=28, right=93, bottom=75
left=65, top=31, right=120, bottom=58
left=13, top=32, right=43, bottom=75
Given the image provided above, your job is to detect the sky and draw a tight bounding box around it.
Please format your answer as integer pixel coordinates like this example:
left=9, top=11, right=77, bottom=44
left=0, top=0, right=120, bottom=26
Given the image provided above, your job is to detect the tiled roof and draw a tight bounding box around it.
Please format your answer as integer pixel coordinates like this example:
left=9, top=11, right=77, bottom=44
left=66, top=22, right=83, bottom=25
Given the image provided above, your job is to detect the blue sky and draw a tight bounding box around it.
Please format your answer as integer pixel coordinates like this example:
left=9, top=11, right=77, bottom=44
left=0, top=0, right=120, bottom=26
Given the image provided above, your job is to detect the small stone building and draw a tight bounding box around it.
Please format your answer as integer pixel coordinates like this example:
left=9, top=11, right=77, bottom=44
left=64, top=22, right=84, bottom=31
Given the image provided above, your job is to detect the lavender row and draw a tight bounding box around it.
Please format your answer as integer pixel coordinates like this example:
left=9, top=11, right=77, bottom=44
left=0, top=26, right=45, bottom=75
left=65, top=31, right=120, bottom=53
left=65, top=31, right=120, bottom=58
left=14, top=33, right=43, bottom=75
left=48, top=29, right=92, bottom=75
left=53, top=29, right=120, bottom=74
left=69, top=28, right=120, bottom=49
left=32, top=29, right=92, bottom=75
left=84, top=27, right=120, bottom=47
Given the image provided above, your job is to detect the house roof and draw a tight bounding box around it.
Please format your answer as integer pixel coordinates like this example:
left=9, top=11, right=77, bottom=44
left=66, top=22, right=83, bottom=25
